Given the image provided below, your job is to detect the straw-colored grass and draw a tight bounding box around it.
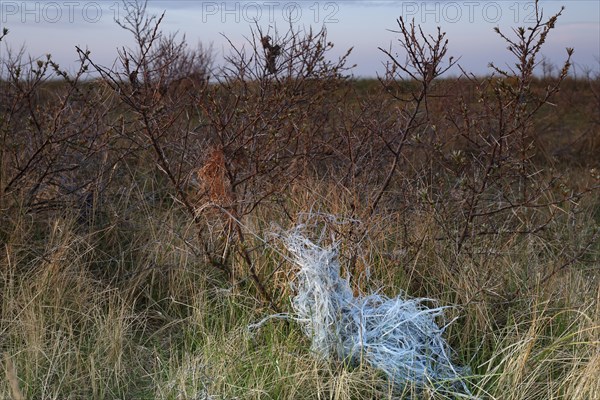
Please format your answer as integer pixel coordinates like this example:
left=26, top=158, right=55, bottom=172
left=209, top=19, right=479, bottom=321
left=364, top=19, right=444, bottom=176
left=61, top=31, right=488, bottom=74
left=1, top=172, right=597, bottom=399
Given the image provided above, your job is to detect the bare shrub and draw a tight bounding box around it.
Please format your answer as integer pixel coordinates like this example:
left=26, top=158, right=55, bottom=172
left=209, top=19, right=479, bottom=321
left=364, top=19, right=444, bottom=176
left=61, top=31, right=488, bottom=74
left=0, top=36, right=115, bottom=223
left=193, top=23, right=353, bottom=308
left=372, top=1, right=594, bottom=248
left=77, top=1, right=212, bottom=233
left=77, top=1, right=353, bottom=309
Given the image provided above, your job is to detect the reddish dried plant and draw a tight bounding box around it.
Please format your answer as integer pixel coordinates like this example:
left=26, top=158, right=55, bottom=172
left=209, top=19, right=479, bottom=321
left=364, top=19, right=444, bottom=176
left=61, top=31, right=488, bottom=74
left=196, top=147, right=232, bottom=207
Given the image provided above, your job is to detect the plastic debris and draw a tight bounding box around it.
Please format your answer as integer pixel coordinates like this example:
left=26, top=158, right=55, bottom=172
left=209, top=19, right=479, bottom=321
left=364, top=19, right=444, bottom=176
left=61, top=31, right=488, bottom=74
left=281, top=226, right=473, bottom=395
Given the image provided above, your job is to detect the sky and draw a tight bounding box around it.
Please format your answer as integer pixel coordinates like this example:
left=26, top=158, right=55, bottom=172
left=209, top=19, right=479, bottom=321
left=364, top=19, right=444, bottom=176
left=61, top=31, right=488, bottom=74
left=0, top=1, right=598, bottom=78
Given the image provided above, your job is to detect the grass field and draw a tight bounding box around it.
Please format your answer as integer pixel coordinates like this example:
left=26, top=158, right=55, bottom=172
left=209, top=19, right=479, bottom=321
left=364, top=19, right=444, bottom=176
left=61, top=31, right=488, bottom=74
left=1, top=1, right=599, bottom=399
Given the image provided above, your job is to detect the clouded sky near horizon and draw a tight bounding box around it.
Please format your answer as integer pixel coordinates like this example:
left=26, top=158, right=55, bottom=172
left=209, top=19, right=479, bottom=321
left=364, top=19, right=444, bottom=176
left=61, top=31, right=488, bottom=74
left=1, top=1, right=598, bottom=77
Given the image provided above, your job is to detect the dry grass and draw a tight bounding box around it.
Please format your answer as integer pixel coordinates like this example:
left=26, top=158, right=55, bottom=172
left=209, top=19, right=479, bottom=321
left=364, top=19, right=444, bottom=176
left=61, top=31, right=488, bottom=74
left=0, top=177, right=597, bottom=399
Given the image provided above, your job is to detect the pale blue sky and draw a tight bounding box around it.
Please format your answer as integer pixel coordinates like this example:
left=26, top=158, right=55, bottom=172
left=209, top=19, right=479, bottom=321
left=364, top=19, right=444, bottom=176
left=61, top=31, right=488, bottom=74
left=1, top=1, right=598, bottom=77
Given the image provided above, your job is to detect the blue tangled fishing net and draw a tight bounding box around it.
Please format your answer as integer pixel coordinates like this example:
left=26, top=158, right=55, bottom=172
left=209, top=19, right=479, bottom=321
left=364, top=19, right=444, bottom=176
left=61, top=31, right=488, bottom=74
left=282, top=226, right=473, bottom=396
